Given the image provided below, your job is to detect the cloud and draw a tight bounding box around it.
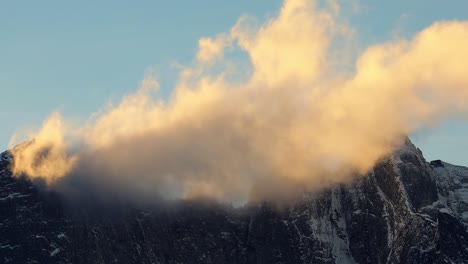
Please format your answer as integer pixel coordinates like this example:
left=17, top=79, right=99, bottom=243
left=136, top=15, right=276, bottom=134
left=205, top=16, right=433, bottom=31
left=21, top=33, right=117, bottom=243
left=10, top=112, right=78, bottom=183
left=196, top=34, right=231, bottom=63
left=9, top=0, right=468, bottom=204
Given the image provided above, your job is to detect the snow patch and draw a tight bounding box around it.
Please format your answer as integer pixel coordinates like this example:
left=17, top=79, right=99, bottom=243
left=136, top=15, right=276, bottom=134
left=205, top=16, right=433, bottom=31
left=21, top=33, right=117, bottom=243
left=0, top=244, right=19, bottom=250
left=0, top=192, right=31, bottom=201
left=50, top=248, right=61, bottom=257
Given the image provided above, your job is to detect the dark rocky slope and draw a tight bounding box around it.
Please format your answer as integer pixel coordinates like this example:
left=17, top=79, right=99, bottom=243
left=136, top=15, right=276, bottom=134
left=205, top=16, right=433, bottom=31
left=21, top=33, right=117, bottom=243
left=1, top=139, right=468, bottom=264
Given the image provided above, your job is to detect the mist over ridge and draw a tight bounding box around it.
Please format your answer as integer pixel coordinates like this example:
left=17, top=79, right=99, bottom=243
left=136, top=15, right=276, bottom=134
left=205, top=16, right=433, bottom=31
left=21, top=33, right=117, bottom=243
left=8, top=0, right=468, bottom=204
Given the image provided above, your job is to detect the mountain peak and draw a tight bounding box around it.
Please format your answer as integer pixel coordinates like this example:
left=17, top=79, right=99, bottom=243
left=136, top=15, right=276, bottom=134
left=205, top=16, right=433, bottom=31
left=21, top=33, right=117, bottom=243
left=1, top=141, right=468, bottom=263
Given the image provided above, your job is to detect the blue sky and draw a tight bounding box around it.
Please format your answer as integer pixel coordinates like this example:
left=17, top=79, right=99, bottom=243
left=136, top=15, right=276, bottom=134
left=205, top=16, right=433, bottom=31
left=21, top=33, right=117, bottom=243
left=1, top=0, right=468, bottom=164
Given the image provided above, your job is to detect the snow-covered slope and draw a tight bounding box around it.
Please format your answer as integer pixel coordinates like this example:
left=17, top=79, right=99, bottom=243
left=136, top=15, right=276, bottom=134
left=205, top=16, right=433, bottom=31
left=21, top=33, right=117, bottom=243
left=431, top=160, right=468, bottom=220
left=1, top=139, right=468, bottom=263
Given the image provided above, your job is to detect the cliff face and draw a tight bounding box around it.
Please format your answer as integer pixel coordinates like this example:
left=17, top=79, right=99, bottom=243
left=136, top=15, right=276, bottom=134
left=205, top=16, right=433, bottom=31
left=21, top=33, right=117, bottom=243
left=1, top=140, right=468, bottom=264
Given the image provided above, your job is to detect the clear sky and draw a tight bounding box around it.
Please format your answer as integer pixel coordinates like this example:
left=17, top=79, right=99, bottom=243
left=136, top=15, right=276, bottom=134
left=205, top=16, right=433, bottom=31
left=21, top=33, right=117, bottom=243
left=1, top=0, right=468, bottom=165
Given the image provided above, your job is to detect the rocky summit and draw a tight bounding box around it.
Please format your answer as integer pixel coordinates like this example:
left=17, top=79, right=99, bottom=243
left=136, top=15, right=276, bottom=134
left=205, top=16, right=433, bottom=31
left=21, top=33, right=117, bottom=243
left=1, top=139, right=468, bottom=264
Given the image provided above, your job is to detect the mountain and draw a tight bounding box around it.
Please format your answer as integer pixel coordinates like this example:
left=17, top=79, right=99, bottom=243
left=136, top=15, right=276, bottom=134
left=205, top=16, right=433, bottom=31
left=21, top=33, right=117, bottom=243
left=1, top=139, right=468, bottom=264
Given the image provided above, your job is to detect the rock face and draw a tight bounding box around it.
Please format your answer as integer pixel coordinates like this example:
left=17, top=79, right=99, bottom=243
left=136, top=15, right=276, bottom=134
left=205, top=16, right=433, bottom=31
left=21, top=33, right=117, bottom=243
left=1, top=139, right=468, bottom=264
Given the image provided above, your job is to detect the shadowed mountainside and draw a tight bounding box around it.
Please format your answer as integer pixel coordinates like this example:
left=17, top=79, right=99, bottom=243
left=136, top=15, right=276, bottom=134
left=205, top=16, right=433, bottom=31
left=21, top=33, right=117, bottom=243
left=1, top=139, right=468, bottom=263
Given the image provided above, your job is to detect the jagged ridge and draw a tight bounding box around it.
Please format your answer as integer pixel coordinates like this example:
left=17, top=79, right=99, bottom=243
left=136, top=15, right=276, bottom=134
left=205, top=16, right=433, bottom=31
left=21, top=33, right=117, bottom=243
left=1, top=140, right=468, bottom=264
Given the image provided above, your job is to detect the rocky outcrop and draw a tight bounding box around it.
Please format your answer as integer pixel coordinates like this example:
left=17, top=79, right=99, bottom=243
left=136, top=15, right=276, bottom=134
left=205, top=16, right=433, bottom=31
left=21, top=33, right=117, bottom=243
left=1, top=140, right=468, bottom=263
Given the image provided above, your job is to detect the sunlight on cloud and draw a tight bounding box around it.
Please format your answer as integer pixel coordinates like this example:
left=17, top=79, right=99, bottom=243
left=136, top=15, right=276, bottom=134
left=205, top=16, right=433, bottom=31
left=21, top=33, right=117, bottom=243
left=9, top=0, right=468, bottom=204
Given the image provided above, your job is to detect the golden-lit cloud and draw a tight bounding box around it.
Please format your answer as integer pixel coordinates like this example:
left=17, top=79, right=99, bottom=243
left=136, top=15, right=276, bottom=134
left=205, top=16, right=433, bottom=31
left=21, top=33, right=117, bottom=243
left=196, top=34, right=231, bottom=63
left=10, top=112, right=78, bottom=183
left=8, top=0, right=468, bottom=203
